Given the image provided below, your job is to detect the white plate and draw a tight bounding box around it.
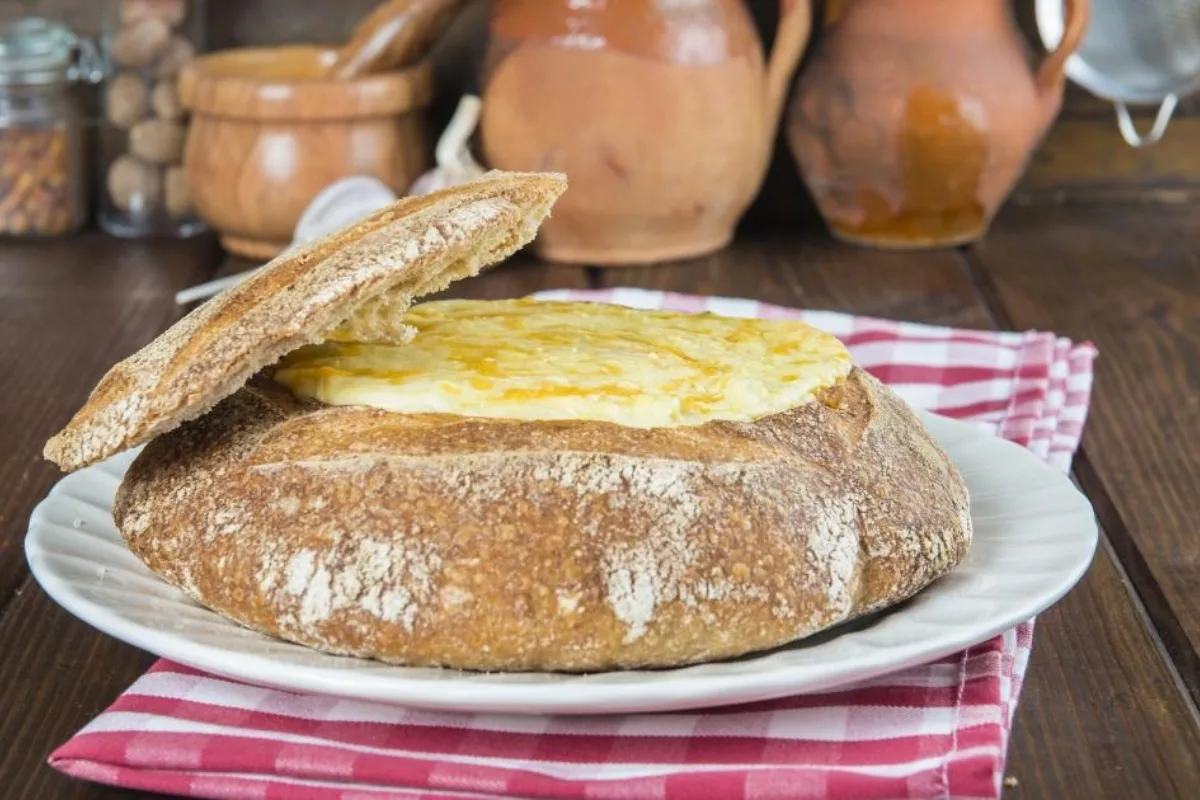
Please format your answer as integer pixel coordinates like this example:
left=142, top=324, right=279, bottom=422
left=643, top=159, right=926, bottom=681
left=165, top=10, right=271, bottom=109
left=26, top=413, right=1097, bottom=715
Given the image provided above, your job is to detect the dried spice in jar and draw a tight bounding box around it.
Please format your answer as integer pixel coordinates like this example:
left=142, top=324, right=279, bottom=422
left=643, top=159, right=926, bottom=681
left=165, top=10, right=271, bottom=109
left=0, top=124, right=74, bottom=235
left=0, top=18, right=101, bottom=237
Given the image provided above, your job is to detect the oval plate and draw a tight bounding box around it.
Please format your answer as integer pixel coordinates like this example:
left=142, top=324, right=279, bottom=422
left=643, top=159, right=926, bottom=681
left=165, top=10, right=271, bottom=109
left=26, top=412, right=1096, bottom=715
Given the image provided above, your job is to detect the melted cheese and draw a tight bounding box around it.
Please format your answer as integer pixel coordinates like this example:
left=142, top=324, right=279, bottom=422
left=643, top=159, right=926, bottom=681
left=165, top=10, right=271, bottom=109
left=274, top=299, right=852, bottom=428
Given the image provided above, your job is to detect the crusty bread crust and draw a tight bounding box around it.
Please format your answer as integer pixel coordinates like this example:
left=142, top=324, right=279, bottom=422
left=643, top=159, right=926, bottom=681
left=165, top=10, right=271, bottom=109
left=113, top=367, right=972, bottom=672
left=44, top=171, right=567, bottom=472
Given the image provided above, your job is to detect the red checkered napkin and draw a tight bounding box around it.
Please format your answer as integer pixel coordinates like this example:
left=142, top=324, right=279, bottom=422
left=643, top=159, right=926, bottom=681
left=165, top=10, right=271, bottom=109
left=51, top=289, right=1098, bottom=800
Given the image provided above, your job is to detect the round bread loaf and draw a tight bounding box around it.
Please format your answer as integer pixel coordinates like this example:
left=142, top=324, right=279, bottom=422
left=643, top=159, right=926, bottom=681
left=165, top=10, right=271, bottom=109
left=113, top=367, right=972, bottom=672
left=47, top=170, right=970, bottom=673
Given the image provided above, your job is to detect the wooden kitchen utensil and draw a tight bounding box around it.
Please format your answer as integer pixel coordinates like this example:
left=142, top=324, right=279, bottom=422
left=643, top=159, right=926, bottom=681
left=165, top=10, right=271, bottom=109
left=480, top=0, right=812, bottom=266
left=788, top=0, right=1089, bottom=249
left=179, top=46, right=432, bottom=259
left=326, top=0, right=468, bottom=80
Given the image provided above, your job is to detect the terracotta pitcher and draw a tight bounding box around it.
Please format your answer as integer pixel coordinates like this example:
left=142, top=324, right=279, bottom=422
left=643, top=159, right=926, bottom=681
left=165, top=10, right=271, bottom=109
left=480, top=0, right=812, bottom=266
left=788, top=0, right=1089, bottom=249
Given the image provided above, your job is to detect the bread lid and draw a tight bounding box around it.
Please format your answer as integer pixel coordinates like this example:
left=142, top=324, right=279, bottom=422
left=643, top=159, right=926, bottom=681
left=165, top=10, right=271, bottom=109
left=44, top=170, right=568, bottom=472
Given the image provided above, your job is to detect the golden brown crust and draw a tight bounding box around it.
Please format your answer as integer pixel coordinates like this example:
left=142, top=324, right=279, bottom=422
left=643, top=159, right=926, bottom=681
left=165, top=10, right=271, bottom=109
left=113, top=367, right=972, bottom=672
left=44, top=171, right=567, bottom=472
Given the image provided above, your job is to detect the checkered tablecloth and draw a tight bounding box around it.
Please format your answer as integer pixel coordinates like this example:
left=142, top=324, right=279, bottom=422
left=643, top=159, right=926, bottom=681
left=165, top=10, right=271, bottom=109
left=50, top=288, right=1098, bottom=800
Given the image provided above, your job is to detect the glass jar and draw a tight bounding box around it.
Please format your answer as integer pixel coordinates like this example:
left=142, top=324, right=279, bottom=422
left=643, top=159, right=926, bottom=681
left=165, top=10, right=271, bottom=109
left=0, top=18, right=100, bottom=238
left=97, top=0, right=206, bottom=238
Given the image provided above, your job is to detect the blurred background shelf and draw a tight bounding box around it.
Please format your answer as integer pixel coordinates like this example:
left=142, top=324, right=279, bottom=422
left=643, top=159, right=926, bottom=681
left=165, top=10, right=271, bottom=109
left=5, top=0, right=1200, bottom=234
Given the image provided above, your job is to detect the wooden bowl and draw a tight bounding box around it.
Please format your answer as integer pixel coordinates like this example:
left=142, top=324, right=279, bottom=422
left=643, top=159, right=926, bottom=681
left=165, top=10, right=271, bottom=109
left=179, top=46, right=432, bottom=260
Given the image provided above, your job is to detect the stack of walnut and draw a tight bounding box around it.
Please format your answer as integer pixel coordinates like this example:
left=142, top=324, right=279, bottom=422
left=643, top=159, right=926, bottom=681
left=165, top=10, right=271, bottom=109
left=104, top=0, right=196, bottom=222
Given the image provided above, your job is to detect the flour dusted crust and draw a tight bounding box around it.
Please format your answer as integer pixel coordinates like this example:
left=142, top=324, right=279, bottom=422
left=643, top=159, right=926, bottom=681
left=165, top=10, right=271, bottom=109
left=44, top=171, right=567, bottom=472
left=113, top=367, right=972, bottom=672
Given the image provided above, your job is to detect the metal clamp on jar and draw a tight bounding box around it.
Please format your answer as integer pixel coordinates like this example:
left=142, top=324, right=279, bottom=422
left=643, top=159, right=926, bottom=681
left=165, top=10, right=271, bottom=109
left=0, top=17, right=101, bottom=237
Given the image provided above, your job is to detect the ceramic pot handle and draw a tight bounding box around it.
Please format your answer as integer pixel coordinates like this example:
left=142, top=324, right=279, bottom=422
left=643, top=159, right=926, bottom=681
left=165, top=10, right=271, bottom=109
left=1037, top=0, right=1090, bottom=93
left=764, top=0, right=813, bottom=137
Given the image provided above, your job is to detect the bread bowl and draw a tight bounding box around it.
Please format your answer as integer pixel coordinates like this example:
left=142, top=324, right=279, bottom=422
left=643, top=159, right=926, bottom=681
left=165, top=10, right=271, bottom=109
left=45, top=171, right=971, bottom=672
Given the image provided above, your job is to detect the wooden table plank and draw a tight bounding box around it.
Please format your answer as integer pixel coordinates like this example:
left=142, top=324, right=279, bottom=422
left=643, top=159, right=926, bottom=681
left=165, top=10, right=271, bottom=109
left=0, top=248, right=588, bottom=798
left=597, top=232, right=993, bottom=329
left=966, top=205, right=1200, bottom=704
left=0, top=587, right=156, bottom=800
left=0, top=233, right=221, bottom=800
left=0, top=235, right=220, bottom=618
left=1007, top=534, right=1200, bottom=797
left=597, top=235, right=1200, bottom=798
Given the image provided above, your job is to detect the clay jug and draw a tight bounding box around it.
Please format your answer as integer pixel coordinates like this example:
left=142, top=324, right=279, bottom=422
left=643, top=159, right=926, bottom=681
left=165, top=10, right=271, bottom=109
left=480, top=0, right=812, bottom=266
left=787, top=0, right=1089, bottom=249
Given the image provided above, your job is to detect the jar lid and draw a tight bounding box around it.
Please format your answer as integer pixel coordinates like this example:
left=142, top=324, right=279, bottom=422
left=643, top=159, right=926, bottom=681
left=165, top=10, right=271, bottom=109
left=0, top=17, right=85, bottom=85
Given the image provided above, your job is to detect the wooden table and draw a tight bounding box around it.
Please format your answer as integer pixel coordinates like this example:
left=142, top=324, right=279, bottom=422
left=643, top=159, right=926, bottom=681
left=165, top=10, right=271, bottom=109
left=1, top=207, right=1198, bottom=798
